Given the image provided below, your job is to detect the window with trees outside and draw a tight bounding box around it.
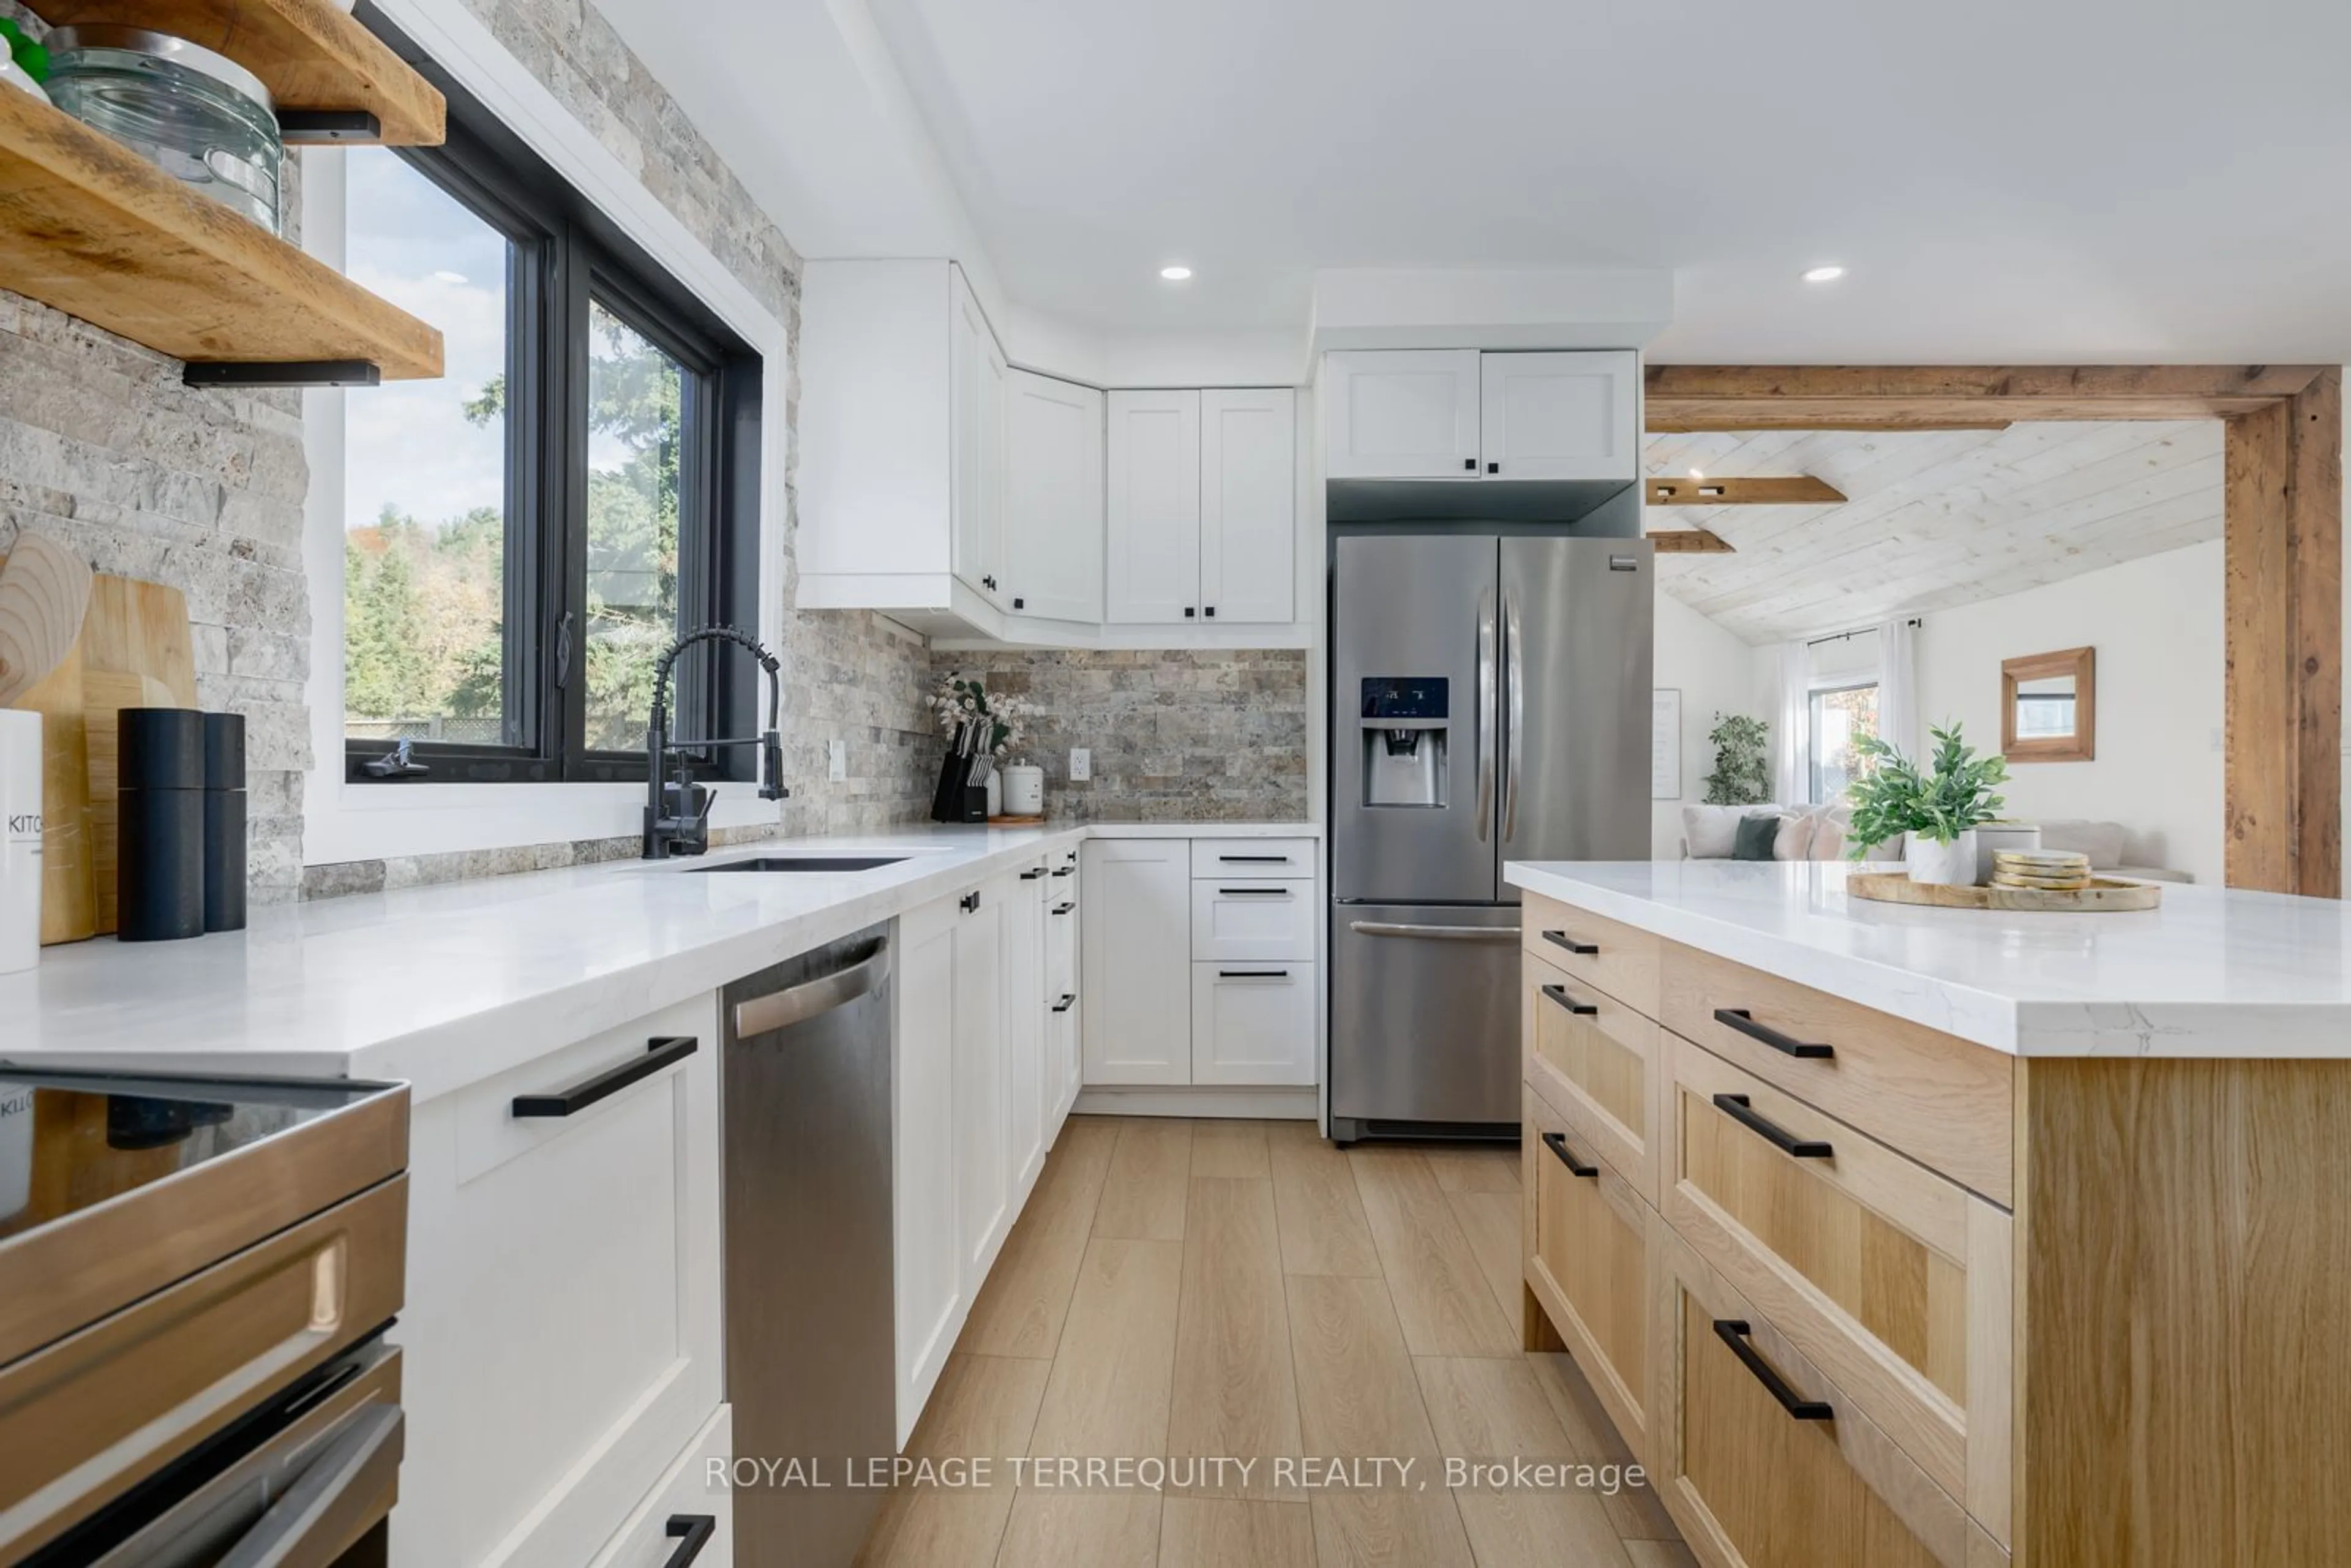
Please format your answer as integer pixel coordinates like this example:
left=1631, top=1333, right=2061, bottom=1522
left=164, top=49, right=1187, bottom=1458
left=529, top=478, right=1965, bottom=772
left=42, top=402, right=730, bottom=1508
left=340, top=18, right=759, bottom=784
left=1809, top=683, right=1881, bottom=804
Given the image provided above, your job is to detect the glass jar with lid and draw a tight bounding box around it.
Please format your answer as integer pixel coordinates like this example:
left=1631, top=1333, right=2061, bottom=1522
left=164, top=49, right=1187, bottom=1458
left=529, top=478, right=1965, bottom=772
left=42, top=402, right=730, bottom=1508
left=44, top=26, right=283, bottom=234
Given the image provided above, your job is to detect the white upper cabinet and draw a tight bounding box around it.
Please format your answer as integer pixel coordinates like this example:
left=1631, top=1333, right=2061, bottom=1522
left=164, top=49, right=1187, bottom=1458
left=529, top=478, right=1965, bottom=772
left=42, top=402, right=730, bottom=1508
left=1108, top=388, right=1296, bottom=625
left=950, top=272, right=1008, bottom=604
left=1002, top=371, right=1104, bottom=623
left=1478, top=351, right=1639, bottom=482
left=1105, top=390, right=1203, bottom=624
left=1323, top=348, right=1640, bottom=483
left=1323, top=350, right=1481, bottom=478
left=1199, top=388, right=1297, bottom=625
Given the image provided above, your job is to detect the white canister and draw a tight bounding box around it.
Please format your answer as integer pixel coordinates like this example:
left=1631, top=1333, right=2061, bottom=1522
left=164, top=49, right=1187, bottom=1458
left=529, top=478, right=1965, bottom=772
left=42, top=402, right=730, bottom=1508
left=1, top=710, right=40, bottom=974
left=1906, top=829, right=1979, bottom=887
left=1002, top=763, right=1044, bottom=818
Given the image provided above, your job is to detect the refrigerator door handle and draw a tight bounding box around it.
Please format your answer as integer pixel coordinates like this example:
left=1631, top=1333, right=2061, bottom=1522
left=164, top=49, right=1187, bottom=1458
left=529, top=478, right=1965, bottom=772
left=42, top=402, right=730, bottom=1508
left=1502, top=588, right=1524, bottom=842
left=1475, top=582, right=1496, bottom=842
left=1348, top=920, right=1523, bottom=942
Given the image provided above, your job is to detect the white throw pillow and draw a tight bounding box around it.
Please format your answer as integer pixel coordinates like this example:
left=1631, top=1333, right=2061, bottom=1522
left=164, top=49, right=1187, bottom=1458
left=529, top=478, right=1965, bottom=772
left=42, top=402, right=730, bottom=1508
left=1682, top=804, right=1747, bottom=860
left=1772, top=813, right=1816, bottom=861
left=1810, top=808, right=1848, bottom=861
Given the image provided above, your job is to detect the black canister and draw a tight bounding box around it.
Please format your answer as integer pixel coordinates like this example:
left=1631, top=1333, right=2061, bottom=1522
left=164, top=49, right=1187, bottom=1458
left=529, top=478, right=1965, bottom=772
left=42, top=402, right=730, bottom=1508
left=117, top=708, right=206, bottom=943
left=203, top=712, right=246, bottom=932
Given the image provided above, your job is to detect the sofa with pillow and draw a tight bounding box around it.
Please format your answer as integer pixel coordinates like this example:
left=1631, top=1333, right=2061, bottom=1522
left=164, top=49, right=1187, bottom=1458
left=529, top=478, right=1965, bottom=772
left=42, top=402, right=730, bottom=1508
left=1677, top=806, right=2193, bottom=883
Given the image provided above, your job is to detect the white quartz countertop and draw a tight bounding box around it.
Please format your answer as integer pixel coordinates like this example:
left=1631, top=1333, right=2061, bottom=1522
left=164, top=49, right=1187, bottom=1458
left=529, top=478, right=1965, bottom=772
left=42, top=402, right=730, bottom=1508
left=1505, top=860, right=2351, bottom=1058
left=0, top=822, right=1318, bottom=1100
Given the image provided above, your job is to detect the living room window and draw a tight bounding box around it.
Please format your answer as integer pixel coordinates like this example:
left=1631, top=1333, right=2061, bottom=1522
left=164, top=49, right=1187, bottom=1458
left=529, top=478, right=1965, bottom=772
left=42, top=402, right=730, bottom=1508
left=1808, top=681, right=1881, bottom=803
left=340, top=6, right=760, bottom=785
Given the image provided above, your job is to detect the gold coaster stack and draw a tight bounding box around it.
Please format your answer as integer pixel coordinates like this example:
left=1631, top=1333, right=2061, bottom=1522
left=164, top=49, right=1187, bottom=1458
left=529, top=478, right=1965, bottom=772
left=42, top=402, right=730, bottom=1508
left=1993, top=850, right=2093, bottom=890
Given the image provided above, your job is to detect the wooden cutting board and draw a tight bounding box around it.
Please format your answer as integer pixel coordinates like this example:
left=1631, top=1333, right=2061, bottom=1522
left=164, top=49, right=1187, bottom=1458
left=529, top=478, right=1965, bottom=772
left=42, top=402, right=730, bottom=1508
left=81, top=576, right=198, bottom=936
left=0, top=537, right=97, bottom=944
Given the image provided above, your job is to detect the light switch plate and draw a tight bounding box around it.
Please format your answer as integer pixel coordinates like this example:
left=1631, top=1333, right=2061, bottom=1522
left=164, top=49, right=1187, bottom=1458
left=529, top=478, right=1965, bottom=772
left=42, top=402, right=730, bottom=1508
left=1070, top=747, right=1092, bottom=782
left=828, top=738, right=847, bottom=781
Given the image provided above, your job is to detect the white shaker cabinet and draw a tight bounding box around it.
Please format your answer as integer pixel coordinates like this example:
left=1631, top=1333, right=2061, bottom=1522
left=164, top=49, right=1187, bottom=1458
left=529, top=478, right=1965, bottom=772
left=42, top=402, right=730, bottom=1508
left=1079, top=838, right=1194, bottom=1083
left=1044, top=848, right=1082, bottom=1130
left=1192, top=964, right=1318, bottom=1086
left=1199, top=388, right=1297, bottom=625
left=1104, top=390, right=1202, bottom=624
left=1107, top=388, right=1295, bottom=626
left=951, top=876, right=1010, bottom=1299
left=396, top=993, right=722, bottom=1568
left=1477, top=350, right=1639, bottom=481
left=1003, top=859, right=1050, bottom=1199
left=1001, top=371, right=1104, bottom=623
left=893, top=895, right=964, bottom=1447
left=1322, top=349, right=1481, bottom=478
left=951, top=276, right=1008, bottom=606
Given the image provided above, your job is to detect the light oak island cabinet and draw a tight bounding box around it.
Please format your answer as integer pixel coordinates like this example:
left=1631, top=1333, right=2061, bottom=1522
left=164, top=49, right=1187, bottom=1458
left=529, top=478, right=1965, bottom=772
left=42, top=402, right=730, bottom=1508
left=1513, top=865, right=2351, bottom=1568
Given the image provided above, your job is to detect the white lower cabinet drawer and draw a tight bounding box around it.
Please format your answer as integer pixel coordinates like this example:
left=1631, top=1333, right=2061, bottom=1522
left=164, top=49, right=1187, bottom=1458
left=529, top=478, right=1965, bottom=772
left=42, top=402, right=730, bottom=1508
left=394, top=992, right=724, bottom=1568
left=1190, top=836, right=1318, bottom=877
left=1190, top=878, right=1315, bottom=961
left=1191, top=961, right=1317, bottom=1085
left=586, top=1405, right=734, bottom=1568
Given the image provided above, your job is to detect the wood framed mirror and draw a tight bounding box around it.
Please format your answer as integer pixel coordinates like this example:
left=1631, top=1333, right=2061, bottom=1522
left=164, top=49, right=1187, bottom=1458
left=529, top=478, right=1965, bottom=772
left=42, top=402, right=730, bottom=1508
left=2002, top=646, right=2095, bottom=762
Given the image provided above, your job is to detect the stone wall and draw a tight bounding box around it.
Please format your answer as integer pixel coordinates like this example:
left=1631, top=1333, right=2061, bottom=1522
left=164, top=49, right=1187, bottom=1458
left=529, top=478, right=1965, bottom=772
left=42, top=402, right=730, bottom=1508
left=931, top=649, right=1311, bottom=822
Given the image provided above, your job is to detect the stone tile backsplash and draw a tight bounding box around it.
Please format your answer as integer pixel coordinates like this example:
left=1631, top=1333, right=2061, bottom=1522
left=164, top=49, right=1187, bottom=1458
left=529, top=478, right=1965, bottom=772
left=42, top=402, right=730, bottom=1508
left=932, top=649, right=1311, bottom=822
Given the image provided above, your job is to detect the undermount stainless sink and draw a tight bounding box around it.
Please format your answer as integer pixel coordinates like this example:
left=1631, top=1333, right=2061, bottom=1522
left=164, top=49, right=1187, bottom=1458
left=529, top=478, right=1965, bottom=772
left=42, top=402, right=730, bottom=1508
left=681, top=855, right=910, bottom=874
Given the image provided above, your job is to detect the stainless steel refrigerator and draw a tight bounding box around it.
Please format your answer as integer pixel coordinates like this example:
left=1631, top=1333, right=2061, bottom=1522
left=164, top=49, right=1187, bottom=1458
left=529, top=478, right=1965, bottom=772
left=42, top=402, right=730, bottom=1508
left=1329, top=531, right=1653, bottom=1142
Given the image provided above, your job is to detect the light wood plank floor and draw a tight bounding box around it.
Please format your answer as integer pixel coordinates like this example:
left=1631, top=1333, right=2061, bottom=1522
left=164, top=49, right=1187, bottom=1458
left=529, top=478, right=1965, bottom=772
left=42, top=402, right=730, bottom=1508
left=858, top=1117, right=1695, bottom=1567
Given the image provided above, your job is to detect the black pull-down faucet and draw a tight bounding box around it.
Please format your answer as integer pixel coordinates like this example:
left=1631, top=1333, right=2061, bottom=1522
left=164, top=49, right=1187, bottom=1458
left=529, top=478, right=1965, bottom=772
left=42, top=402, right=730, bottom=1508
left=643, top=625, right=787, bottom=859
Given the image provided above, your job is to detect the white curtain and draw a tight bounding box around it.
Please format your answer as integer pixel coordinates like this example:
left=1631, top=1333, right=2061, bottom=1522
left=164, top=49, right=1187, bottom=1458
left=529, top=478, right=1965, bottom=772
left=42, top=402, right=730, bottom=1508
left=1877, top=618, right=1921, bottom=765
left=1771, top=641, right=1810, bottom=805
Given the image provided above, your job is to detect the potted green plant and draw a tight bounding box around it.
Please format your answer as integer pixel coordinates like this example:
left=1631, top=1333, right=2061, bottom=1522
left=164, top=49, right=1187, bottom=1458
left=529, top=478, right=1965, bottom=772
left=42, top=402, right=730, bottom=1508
left=1701, top=713, right=1771, bottom=806
left=1844, top=722, right=2010, bottom=885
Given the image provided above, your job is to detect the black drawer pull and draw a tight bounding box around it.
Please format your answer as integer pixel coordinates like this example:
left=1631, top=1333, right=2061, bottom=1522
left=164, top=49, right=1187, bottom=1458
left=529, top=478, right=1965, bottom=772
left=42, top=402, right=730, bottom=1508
left=1052, top=866, right=1076, bottom=877
left=514, top=1036, right=697, bottom=1119
left=1713, top=1007, right=1834, bottom=1059
left=1540, top=1130, right=1597, bottom=1178
left=1542, top=929, right=1599, bottom=956
left=1051, top=994, right=1077, bottom=1013
left=1019, top=867, right=1048, bottom=880
left=1219, top=853, right=1290, bottom=863
left=961, top=891, right=982, bottom=913
left=1218, top=887, right=1293, bottom=897
left=1712, top=1093, right=1833, bottom=1158
left=1714, top=1320, right=1834, bottom=1420
left=1051, top=902, right=1075, bottom=915
left=664, top=1514, right=718, bottom=1568
left=1219, top=969, right=1292, bottom=979
left=1540, top=983, right=1597, bottom=1016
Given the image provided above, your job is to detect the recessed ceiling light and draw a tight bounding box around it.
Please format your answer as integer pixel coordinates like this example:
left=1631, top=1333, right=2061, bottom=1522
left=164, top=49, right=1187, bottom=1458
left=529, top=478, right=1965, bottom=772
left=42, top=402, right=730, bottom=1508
left=1802, top=265, right=1847, bottom=283
left=1159, top=265, right=1193, bottom=281
left=432, top=270, right=468, bottom=284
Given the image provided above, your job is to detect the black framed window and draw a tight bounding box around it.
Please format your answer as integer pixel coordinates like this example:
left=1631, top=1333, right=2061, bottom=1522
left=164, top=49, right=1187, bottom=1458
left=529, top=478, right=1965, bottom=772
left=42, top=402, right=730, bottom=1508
left=341, top=4, right=759, bottom=784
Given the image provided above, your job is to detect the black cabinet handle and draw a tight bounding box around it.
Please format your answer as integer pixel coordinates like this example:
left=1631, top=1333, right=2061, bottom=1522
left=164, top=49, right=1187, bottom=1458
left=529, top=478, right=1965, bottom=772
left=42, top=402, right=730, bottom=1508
left=1051, top=902, right=1074, bottom=915
left=1219, top=854, right=1289, bottom=863
left=1540, top=1130, right=1597, bottom=1179
left=1183, top=606, right=1196, bottom=618
left=1713, top=1321, right=1834, bottom=1420
left=1013, top=596, right=1026, bottom=609
left=1052, top=866, right=1076, bottom=877
left=1462, top=457, right=1477, bottom=471
left=961, top=891, right=982, bottom=913
left=1712, top=1093, right=1832, bottom=1158
left=663, top=1514, right=718, bottom=1568
left=1052, top=994, right=1077, bottom=1013
left=513, top=1036, right=697, bottom=1119
left=1487, top=461, right=1500, bottom=474
left=1218, top=887, right=1292, bottom=897
left=1219, top=969, right=1292, bottom=979
left=1204, top=606, right=1217, bottom=618
left=1019, top=868, right=1047, bottom=880
left=1713, top=1007, right=1834, bottom=1060
left=1540, top=983, right=1598, bottom=1016
left=1541, top=929, right=1598, bottom=956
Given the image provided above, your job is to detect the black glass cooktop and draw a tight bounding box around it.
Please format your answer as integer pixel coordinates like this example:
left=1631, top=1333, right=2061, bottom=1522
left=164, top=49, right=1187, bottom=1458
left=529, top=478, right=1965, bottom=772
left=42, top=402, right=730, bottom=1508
left=0, top=1068, right=391, bottom=1243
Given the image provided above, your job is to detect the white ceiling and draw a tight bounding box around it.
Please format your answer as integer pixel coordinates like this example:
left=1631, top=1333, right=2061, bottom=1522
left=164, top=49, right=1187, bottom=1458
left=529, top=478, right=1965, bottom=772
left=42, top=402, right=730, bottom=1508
left=590, top=0, right=2351, bottom=361
left=1644, top=422, right=2223, bottom=643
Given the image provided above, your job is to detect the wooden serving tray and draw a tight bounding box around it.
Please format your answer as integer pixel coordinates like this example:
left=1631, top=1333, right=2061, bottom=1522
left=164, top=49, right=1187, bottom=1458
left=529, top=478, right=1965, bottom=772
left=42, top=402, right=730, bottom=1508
left=986, top=814, right=1046, bottom=827
left=1850, top=870, right=2162, bottom=912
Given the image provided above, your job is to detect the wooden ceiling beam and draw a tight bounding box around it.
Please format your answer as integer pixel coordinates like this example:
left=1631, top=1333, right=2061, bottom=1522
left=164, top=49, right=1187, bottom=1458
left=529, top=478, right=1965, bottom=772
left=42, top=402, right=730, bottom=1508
left=1647, top=476, right=1846, bottom=506
left=1644, top=364, right=2331, bottom=432
left=1647, top=529, right=1736, bottom=554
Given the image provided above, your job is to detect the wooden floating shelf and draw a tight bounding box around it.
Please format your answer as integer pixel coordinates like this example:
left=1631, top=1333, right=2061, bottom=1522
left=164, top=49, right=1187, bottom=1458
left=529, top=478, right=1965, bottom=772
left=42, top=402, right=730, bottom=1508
left=31, top=0, right=446, bottom=146
left=0, top=86, right=443, bottom=379
left=1648, top=476, right=1847, bottom=506
left=1648, top=528, right=1735, bottom=555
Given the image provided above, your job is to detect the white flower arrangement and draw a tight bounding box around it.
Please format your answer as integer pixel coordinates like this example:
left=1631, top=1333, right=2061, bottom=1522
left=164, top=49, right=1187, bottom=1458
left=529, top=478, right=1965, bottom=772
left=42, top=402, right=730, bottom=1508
left=928, top=673, right=1036, bottom=775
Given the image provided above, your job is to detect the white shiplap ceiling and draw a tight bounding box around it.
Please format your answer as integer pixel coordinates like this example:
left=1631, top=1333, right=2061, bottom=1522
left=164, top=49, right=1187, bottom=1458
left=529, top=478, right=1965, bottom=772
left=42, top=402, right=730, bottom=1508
left=1644, top=422, right=2222, bottom=645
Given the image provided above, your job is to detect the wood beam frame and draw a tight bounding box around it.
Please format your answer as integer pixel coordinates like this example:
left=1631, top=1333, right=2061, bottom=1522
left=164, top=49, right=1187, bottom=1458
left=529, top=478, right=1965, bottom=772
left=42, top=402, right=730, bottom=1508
left=1644, top=364, right=2342, bottom=896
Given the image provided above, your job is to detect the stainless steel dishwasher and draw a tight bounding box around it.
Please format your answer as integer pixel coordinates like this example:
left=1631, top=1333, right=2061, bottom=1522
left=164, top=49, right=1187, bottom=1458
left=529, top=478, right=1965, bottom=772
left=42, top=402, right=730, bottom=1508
left=722, top=921, right=894, bottom=1568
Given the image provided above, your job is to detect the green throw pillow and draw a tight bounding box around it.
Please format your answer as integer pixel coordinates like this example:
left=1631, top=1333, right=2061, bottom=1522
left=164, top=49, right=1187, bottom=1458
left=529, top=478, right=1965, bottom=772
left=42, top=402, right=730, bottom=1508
left=1731, top=812, right=1782, bottom=861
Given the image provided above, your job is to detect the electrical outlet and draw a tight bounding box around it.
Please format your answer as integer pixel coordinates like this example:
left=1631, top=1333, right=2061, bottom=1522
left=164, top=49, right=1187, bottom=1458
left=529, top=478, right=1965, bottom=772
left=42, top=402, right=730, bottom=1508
left=1069, top=747, right=1092, bottom=782
left=828, top=738, right=847, bottom=781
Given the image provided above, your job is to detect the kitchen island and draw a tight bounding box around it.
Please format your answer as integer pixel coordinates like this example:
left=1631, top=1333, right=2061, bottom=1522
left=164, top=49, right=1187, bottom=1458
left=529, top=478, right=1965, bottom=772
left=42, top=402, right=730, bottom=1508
left=1505, top=858, right=2351, bottom=1568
